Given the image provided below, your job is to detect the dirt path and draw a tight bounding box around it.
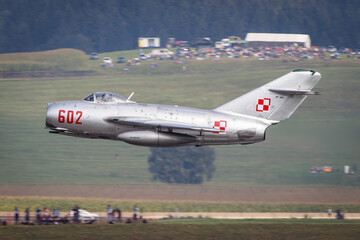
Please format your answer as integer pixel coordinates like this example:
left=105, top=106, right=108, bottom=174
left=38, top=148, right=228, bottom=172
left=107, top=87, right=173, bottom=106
left=1, top=211, right=359, bottom=220
left=1, top=184, right=360, bottom=203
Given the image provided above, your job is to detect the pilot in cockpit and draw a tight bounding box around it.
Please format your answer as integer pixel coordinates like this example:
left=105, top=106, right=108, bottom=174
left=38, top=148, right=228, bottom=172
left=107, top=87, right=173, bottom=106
left=97, top=93, right=111, bottom=103
left=84, top=92, right=128, bottom=103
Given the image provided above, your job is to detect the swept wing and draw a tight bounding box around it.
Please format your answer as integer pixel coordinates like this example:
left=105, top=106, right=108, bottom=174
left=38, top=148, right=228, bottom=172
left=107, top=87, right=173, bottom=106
left=107, top=117, right=223, bottom=133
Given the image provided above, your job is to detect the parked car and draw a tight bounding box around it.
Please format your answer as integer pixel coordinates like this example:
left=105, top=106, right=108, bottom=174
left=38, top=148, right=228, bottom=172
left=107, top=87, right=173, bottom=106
left=150, top=49, right=174, bottom=58
left=90, top=53, right=99, bottom=60
left=68, top=209, right=100, bottom=223
left=139, top=53, right=149, bottom=60
left=327, top=46, right=337, bottom=52
left=117, top=56, right=126, bottom=63
left=102, top=57, right=113, bottom=66
left=339, top=47, right=351, bottom=54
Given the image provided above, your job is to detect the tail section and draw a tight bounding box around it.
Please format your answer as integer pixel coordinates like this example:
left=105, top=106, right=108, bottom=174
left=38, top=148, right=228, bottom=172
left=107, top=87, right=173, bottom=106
left=214, top=69, right=321, bottom=121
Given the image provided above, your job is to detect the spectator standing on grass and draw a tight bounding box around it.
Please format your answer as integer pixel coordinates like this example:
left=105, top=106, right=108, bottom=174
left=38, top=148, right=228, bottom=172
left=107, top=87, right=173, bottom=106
left=328, top=208, right=332, bottom=217
left=72, top=205, right=80, bottom=223
left=336, top=209, right=344, bottom=220
left=14, top=207, right=19, bottom=224
left=25, top=208, right=30, bottom=224
left=36, top=207, right=41, bottom=224
left=181, top=65, right=187, bottom=73
left=43, top=208, right=50, bottom=224
left=114, top=208, right=122, bottom=222
left=107, top=205, right=113, bottom=223
left=133, top=205, right=139, bottom=220
left=53, top=209, right=59, bottom=219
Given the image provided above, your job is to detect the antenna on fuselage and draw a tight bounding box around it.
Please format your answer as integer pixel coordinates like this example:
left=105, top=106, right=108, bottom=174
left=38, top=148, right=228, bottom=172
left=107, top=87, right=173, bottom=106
left=127, top=92, right=135, bottom=102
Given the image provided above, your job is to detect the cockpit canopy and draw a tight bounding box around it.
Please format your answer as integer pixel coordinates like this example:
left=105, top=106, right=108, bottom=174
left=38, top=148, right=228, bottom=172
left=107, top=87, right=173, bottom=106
left=83, top=92, right=128, bottom=103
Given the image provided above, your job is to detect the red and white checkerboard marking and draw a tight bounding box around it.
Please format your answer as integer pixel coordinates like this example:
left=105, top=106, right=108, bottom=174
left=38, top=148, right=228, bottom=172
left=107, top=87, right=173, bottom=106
left=256, top=98, right=271, bottom=112
left=213, top=120, right=227, bottom=134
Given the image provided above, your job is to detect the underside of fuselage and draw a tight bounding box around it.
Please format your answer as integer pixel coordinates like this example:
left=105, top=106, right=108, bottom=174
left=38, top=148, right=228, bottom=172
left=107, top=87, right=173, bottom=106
left=49, top=129, right=267, bottom=147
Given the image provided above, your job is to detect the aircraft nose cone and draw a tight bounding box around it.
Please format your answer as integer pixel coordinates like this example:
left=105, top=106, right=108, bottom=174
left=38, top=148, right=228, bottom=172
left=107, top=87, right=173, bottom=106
left=45, top=103, right=55, bottom=128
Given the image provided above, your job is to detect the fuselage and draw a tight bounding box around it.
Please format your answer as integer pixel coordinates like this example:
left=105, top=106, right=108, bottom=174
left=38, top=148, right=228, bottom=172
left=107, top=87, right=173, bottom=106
left=45, top=70, right=321, bottom=147
left=45, top=97, right=271, bottom=147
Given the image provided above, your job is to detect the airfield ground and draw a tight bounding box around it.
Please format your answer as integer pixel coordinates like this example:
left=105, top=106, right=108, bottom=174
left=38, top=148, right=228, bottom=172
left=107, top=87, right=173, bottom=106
left=0, top=50, right=359, bottom=240
left=1, top=220, right=360, bottom=240
left=0, top=49, right=359, bottom=187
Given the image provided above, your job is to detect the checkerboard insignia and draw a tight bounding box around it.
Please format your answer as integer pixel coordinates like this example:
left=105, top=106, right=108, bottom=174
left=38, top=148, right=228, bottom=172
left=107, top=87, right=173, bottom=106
left=213, top=120, right=227, bottom=134
left=256, top=98, right=271, bottom=112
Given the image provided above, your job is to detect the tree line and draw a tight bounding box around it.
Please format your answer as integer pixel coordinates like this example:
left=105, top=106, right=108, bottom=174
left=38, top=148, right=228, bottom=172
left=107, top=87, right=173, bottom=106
left=0, top=0, right=358, bottom=53
left=148, top=146, right=216, bottom=184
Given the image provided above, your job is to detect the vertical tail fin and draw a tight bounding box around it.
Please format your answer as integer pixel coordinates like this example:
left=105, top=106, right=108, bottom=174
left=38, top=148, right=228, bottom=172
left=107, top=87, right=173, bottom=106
left=214, top=70, right=321, bottom=121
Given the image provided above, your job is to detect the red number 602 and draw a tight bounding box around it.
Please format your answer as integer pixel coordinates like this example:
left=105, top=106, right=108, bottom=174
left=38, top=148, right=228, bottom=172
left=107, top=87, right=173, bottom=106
left=58, top=110, right=82, bottom=124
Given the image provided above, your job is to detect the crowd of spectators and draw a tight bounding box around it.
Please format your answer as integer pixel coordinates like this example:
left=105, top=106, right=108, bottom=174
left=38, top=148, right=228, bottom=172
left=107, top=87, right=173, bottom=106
left=97, top=43, right=359, bottom=70
left=116, top=45, right=359, bottom=70
left=1, top=204, right=146, bottom=226
left=170, top=45, right=360, bottom=62
left=5, top=206, right=64, bottom=225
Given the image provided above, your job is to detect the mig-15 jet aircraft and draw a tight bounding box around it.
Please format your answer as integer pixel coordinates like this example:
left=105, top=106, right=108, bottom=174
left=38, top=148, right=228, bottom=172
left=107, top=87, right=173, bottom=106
left=45, top=69, right=321, bottom=147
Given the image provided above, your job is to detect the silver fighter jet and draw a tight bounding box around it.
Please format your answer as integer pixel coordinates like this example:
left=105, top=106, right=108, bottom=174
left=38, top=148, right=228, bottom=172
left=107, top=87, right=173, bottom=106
left=45, top=69, right=321, bottom=147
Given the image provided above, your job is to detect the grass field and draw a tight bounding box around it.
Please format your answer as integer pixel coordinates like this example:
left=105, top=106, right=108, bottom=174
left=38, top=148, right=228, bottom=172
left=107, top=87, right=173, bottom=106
left=0, top=49, right=359, bottom=188
left=0, top=49, right=90, bottom=73
left=1, top=196, right=360, bottom=213
left=0, top=220, right=360, bottom=240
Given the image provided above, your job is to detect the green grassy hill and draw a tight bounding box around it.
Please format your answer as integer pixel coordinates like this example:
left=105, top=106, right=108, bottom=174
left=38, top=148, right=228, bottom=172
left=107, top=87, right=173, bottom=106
left=0, top=49, right=359, bottom=186
left=0, top=49, right=90, bottom=72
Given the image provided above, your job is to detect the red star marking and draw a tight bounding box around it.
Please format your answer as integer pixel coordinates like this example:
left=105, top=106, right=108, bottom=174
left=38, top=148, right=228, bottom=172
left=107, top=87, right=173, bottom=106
left=256, top=98, right=271, bottom=112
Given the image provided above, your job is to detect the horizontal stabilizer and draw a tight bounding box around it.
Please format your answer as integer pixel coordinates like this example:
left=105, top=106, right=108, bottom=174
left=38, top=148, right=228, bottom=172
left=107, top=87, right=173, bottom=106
left=268, top=88, right=319, bottom=95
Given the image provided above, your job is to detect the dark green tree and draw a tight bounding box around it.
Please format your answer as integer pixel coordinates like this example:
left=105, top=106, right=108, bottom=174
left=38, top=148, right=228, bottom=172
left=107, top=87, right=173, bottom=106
left=148, top=146, right=216, bottom=184
left=0, top=0, right=359, bottom=53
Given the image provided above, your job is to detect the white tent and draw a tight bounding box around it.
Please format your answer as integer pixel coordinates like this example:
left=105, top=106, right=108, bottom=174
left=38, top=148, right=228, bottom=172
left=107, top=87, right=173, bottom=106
left=245, top=33, right=311, bottom=48
left=138, top=37, right=160, bottom=48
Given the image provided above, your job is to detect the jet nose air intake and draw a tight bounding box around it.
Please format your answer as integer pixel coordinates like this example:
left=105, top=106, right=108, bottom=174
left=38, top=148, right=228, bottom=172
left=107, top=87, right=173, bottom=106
left=45, top=103, right=55, bottom=128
